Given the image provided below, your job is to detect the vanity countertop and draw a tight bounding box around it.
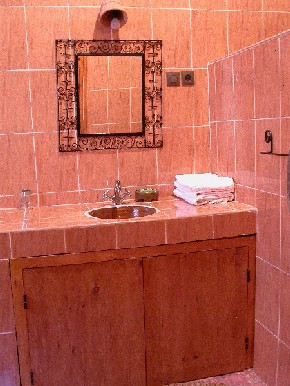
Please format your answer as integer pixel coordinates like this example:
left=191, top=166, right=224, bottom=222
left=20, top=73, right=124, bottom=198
left=0, top=197, right=257, bottom=259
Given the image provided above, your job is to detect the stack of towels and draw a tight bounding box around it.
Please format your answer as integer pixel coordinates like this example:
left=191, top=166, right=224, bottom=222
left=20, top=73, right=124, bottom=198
left=173, top=173, right=235, bottom=206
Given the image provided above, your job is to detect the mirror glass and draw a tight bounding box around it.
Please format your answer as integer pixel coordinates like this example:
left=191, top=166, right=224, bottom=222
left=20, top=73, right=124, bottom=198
left=78, top=55, right=142, bottom=135
left=56, top=40, right=162, bottom=151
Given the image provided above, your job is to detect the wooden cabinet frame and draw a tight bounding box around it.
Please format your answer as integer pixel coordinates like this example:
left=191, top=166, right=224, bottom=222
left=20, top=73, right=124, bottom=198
left=10, top=236, right=255, bottom=386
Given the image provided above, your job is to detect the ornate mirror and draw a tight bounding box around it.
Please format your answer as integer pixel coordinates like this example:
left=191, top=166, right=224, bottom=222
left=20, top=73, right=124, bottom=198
left=56, top=40, right=162, bottom=151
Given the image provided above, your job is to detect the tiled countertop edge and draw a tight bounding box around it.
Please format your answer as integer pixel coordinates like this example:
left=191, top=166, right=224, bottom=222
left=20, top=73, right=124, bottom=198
left=0, top=198, right=257, bottom=259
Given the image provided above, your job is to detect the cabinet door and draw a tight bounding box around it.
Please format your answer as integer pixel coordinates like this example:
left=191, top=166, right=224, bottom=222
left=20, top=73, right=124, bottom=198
left=144, top=246, right=251, bottom=386
left=22, top=258, right=146, bottom=386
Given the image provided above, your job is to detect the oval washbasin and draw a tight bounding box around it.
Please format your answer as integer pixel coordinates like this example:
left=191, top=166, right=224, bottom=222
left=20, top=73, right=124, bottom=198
left=86, top=205, right=156, bottom=220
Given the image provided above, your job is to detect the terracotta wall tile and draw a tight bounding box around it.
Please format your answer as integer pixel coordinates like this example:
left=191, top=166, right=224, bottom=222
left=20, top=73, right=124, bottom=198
left=255, top=258, right=281, bottom=335
left=69, top=0, right=102, bottom=5
left=166, top=216, right=213, bottom=244
left=234, top=185, right=256, bottom=206
left=79, top=189, right=104, bottom=205
left=280, top=198, right=290, bottom=275
left=227, top=0, right=262, bottom=11
left=118, top=0, right=150, bottom=6
left=193, top=126, right=210, bottom=173
left=1, top=0, right=23, bottom=4
left=228, top=11, right=263, bottom=53
left=70, top=7, right=101, bottom=40
left=78, top=149, right=118, bottom=191
left=26, top=0, right=67, bottom=4
left=152, top=0, right=189, bottom=7
left=215, top=121, right=235, bottom=176
left=30, top=71, right=57, bottom=132
left=34, top=133, right=79, bottom=194
left=118, top=148, right=157, bottom=187
left=191, top=10, right=227, bottom=67
left=0, top=333, right=20, bottom=386
left=0, top=72, right=32, bottom=134
left=280, top=33, right=290, bottom=117
left=214, top=58, right=234, bottom=121
left=208, top=64, right=217, bottom=122
left=152, top=9, right=191, bottom=68
left=253, top=39, right=280, bottom=119
left=263, top=12, right=290, bottom=41
left=162, top=77, right=194, bottom=127
left=0, top=260, right=14, bottom=332
left=0, top=134, right=36, bottom=197
left=116, top=220, right=165, bottom=249
left=193, top=69, right=209, bottom=126
left=38, top=191, right=81, bottom=207
left=26, top=7, right=69, bottom=68
left=235, top=121, right=255, bottom=187
left=157, top=127, right=194, bottom=184
left=279, top=272, right=290, bottom=347
left=255, top=119, right=280, bottom=194
left=254, top=322, right=278, bottom=386
left=0, top=7, right=27, bottom=70
left=256, top=190, right=280, bottom=267
left=277, top=344, right=290, bottom=386
left=65, top=225, right=117, bottom=253
left=263, top=0, right=290, bottom=11
left=232, top=48, right=255, bottom=119
left=116, top=7, right=152, bottom=40
left=281, top=154, right=288, bottom=198
left=210, top=123, right=218, bottom=172
left=280, top=119, right=290, bottom=196
left=11, top=229, right=65, bottom=258
left=190, top=0, right=227, bottom=10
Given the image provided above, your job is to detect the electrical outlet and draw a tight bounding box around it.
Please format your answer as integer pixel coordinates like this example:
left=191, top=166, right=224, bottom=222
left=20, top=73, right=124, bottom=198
left=181, top=71, right=194, bottom=86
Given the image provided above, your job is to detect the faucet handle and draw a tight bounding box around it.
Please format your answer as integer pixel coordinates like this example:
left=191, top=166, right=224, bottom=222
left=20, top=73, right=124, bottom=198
left=124, top=188, right=131, bottom=197
left=103, top=189, right=111, bottom=200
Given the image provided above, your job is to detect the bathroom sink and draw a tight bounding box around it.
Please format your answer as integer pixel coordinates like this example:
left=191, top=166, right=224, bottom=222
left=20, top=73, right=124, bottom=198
left=86, top=205, right=156, bottom=220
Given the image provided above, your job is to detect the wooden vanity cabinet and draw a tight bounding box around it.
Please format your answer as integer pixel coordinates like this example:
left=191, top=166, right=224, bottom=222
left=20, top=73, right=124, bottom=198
left=144, top=244, right=254, bottom=386
left=11, top=235, right=255, bottom=386
left=12, top=258, right=147, bottom=386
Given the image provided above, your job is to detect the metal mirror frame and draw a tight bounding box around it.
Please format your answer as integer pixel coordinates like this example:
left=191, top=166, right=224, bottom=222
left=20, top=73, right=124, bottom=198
left=56, top=39, right=163, bottom=151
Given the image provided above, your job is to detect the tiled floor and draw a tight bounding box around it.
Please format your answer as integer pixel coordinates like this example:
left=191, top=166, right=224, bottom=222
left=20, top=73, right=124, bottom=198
left=168, top=369, right=267, bottom=386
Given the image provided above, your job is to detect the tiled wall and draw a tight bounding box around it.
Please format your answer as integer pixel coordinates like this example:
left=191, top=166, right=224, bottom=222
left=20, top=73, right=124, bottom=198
left=208, top=29, right=290, bottom=386
left=1, top=0, right=290, bottom=209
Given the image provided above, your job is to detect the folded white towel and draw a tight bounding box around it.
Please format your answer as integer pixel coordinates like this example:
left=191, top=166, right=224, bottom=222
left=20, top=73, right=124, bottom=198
left=173, top=188, right=234, bottom=206
left=175, top=173, right=234, bottom=192
left=174, top=180, right=233, bottom=195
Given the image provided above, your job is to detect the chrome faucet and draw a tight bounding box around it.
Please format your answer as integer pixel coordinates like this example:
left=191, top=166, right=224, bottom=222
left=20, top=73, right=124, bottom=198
left=103, top=180, right=131, bottom=206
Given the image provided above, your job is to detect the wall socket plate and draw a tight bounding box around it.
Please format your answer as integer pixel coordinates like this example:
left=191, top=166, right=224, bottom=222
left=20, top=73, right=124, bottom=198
left=166, top=72, right=180, bottom=87
left=181, top=71, right=194, bottom=86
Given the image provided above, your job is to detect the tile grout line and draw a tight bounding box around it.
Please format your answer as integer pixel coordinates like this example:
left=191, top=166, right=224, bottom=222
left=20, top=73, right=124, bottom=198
left=0, top=331, right=14, bottom=335
left=188, top=0, right=195, bottom=174
left=23, top=0, right=40, bottom=208
left=277, top=36, right=283, bottom=386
